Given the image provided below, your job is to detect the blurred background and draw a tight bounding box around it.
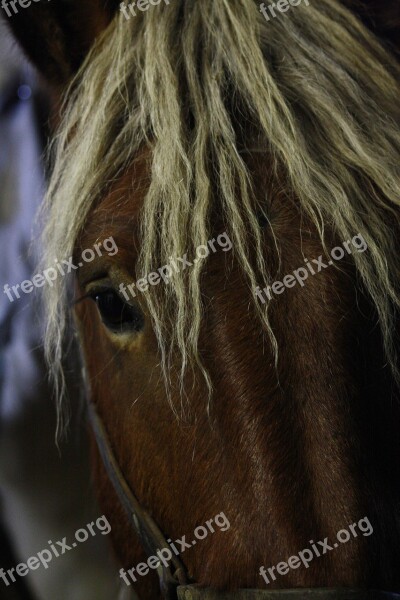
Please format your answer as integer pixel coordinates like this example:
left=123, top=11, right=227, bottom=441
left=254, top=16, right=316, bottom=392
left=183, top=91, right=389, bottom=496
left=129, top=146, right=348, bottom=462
left=0, top=21, right=121, bottom=600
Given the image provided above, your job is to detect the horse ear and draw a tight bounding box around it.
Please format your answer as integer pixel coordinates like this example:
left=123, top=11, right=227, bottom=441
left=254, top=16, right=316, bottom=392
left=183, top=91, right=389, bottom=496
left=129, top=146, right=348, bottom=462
left=3, top=0, right=120, bottom=86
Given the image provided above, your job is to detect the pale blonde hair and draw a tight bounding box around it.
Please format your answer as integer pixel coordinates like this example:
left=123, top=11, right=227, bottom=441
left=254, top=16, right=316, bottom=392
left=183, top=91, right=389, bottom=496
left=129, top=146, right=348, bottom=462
left=42, top=0, right=400, bottom=424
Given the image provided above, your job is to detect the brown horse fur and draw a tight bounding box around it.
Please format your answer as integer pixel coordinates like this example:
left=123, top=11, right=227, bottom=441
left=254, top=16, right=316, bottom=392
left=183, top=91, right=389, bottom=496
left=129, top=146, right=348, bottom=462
left=70, top=149, right=400, bottom=598
left=4, top=1, right=400, bottom=598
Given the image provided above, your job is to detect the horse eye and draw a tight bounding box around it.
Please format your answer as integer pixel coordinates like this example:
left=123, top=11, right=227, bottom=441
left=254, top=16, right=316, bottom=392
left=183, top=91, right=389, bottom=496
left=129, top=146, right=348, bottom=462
left=90, top=289, right=144, bottom=333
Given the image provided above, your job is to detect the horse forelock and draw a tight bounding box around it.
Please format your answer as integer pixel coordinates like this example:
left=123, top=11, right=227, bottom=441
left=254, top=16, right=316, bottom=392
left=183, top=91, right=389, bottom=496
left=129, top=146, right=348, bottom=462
left=40, top=0, right=400, bottom=424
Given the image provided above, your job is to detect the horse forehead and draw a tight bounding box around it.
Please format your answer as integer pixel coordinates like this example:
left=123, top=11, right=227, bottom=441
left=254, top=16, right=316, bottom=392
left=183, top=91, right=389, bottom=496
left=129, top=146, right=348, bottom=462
left=76, top=150, right=151, bottom=255
left=77, top=146, right=286, bottom=251
left=75, top=147, right=308, bottom=264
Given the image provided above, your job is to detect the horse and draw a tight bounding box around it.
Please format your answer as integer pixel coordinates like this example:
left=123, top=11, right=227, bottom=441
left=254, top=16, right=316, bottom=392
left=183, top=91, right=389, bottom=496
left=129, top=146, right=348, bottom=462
left=5, top=0, right=400, bottom=598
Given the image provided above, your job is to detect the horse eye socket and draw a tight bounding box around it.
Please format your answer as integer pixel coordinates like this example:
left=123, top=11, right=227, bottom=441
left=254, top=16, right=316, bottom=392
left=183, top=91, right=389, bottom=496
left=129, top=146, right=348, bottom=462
left=90, top=289, right=144, bottom=333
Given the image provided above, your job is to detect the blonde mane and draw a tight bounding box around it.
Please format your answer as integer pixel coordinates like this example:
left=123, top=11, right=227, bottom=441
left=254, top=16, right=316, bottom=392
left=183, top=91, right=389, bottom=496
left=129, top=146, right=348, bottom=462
left=42, top=0, right=400, bottom=422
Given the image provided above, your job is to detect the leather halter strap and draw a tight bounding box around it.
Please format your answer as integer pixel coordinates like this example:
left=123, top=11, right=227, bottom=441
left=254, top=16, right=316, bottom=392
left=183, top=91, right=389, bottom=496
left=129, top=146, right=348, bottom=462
left=88, top=402, right=187, bottom=598
left=88, top=402, right=400, bottom=600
